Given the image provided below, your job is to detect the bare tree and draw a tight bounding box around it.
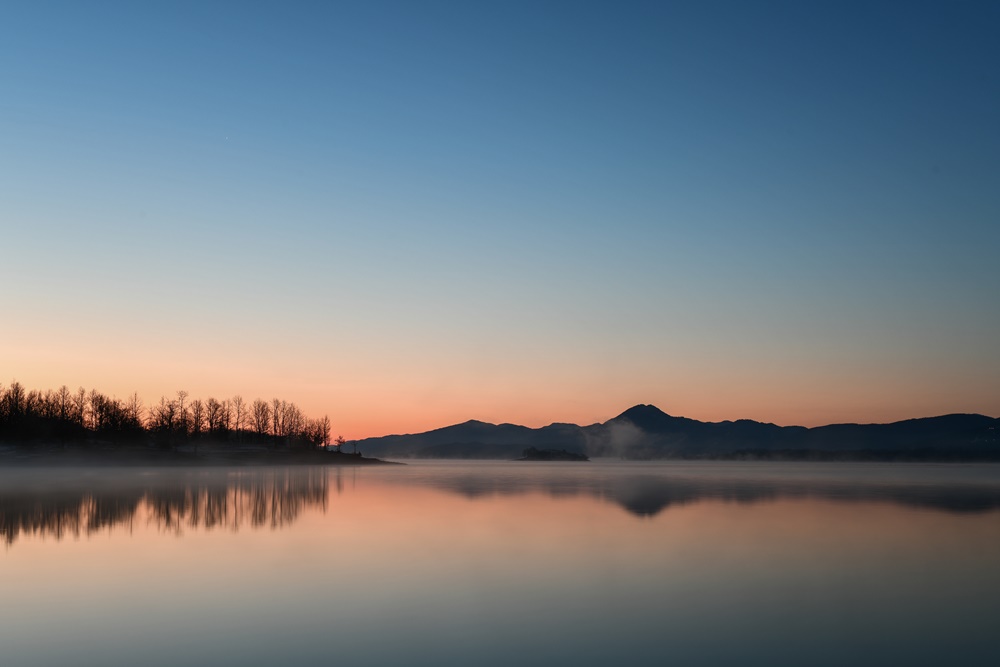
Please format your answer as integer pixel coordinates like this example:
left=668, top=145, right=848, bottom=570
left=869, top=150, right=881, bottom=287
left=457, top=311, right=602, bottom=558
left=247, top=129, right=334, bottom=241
left=251, top=399, right=270, bottom=441
left=41, top=389, right=57, bottom=419
left=231, top=395, right=245, bottom=436
left=56, top=385, right=73, bottom=421
left=302, top=416, right=327, bottom=449
left=220, top=399, right=231, bottom=432
left=206, top=398, right=222, bottom=434
left=176, top=390, right=189, bottom=437
left=149, top=396, right=178, bottom=434
left=283, top=402, right=303, bottom=442
left=24, top=389, right=43, bottom=419
left=321, top=415, right=331, bottom=448
left=57, top=385, right=72, bottom=422
left=125, top=392, right=143, bottom=429
left=190, top=399, right=205, bottom=437
left=271, top=398, right=283, bottom=440
left=73, top=387, right=87, bottom=426
left=88, top=389, right=103, bottom=430
left=3, top=381, right=26, bottom=420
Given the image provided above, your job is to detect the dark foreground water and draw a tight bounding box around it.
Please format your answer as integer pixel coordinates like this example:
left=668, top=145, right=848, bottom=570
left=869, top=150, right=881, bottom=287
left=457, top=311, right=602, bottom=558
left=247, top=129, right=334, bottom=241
left=2, top=461, right=1000, bottom=666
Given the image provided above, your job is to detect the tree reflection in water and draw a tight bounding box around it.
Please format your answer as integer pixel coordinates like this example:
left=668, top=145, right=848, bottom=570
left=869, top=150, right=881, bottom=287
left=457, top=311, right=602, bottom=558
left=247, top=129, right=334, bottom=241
left=0, top=467, right=329, bottom=546
left=5, top=463, right=1000, bottom=547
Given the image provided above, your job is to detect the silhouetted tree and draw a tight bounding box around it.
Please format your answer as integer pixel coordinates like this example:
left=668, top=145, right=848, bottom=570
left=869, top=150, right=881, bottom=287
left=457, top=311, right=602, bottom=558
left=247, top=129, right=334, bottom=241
left=41, top=389, right=57, bottom=419
left=232, top=395, right=245, bottom=437
left=88, top=389, right=103, bottom=430
left=206, top=398, right=223, bottom=435
left=251, top=399, right=270, bottom=442
left=73, top=387, right=87, bottom=427
left=57, top=385, right=72, bottom=422
left=190, top=399, right=205, bottom=437
left=125, top=393, right=143, bottom=428
left=176, top=390, right=189, bottom=438
left=4, top=380, right=25, bottom=421
left=149, top=396, right=178, bottom=435
left=321, top=415, right=331, bottom=449
left=271, top=398, right=283, bottom=442
left=1, top=381, right=339, bottom=452
left=283, top=402, right=303, bottom=445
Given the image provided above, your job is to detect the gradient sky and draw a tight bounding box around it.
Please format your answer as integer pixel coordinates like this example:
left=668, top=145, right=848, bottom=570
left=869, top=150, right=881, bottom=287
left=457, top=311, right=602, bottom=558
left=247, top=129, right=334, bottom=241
left=2, top=1, right=998, bottom=437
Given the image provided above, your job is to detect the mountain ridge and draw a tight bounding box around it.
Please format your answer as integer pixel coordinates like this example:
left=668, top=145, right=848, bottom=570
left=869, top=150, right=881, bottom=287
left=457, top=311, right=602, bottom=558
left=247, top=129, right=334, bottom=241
left=352, top=405, right=1000, bottom=460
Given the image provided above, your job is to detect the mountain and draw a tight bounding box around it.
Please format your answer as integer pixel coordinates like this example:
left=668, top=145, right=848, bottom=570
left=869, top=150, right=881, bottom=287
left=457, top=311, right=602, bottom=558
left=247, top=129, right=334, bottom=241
left=352, top=405, right=1000, bottom=460
left=356, top=419, right=587, bottom=460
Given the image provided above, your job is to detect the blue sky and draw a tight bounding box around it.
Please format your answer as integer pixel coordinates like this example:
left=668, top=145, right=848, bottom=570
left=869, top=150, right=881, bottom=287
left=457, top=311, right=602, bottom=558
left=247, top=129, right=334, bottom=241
left=2, top=1, right=998, bottom=435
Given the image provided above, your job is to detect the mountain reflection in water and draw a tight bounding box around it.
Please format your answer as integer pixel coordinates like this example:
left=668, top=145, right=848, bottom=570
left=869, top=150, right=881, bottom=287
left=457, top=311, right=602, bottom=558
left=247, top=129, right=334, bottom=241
left=3, top=463, right=1000, bottom=547
left=391, top=463, right=1000, bottom=516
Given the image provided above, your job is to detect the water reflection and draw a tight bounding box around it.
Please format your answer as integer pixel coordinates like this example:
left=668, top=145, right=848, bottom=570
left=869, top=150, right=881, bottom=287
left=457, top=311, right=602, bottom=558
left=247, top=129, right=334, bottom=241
left=3, top=463, right=1000, bottom=667
left=382, top=462, right=1000, bottom=516
left=4, top=463, right=1000, bottom=547
left=0, top=467, right=329, bottom=546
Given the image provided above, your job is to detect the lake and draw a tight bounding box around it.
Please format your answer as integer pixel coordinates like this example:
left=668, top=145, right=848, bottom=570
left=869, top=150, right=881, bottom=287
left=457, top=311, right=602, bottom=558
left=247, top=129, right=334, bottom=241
left=2, top=461, right=1000, bottom=666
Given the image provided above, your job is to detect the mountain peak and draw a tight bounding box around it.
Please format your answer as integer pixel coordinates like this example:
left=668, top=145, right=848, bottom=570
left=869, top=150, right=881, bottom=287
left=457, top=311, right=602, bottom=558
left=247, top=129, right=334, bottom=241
left=616, top=404, right=671, bottom=420
left=611, top=404, right=687, bottom=433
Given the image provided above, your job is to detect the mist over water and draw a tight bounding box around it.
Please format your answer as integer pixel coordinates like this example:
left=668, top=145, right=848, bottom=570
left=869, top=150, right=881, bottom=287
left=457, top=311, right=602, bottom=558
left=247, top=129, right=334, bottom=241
left=2, top=462, right=1000, bottom=666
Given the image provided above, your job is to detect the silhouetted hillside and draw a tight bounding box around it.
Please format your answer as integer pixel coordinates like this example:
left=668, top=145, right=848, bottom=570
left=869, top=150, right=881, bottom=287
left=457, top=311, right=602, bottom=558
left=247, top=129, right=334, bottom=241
left=357, top=419, right=589, bottom=459
left=354, top=405, right=1000, bottom=460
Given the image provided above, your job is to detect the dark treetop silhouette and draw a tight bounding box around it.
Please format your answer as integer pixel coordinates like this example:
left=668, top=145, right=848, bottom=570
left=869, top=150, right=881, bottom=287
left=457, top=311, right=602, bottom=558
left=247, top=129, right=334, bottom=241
left=0, top=379, right=387, bottom=464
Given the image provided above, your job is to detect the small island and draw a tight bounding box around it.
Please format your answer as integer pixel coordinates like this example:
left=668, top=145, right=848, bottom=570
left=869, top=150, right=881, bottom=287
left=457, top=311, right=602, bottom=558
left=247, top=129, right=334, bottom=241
left=517, top=447, right=589, bottom=462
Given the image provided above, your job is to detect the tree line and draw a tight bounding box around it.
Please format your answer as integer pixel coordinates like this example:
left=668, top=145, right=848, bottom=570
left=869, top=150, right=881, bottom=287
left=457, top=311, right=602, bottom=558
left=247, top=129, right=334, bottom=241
left=0, top=380, right=342, bottom=450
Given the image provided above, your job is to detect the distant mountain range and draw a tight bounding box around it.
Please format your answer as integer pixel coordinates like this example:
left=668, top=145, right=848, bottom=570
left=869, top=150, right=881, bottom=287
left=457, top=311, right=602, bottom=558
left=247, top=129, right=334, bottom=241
left=352, top=405, right=1000, bottom=460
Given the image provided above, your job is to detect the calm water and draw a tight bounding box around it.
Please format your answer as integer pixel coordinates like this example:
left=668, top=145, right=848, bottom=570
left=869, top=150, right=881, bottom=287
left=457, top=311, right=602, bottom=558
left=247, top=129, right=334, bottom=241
left=2, top=461, right=1000, bottom=666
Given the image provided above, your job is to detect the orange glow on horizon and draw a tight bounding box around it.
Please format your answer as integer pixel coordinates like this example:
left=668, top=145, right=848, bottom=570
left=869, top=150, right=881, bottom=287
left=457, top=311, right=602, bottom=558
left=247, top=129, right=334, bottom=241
left=3, top=323, right=996, bottom=439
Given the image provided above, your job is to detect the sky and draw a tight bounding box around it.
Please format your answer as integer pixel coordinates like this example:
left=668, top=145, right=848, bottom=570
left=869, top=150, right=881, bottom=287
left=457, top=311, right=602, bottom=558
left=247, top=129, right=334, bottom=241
left=2, top=0, right=998, bottom=437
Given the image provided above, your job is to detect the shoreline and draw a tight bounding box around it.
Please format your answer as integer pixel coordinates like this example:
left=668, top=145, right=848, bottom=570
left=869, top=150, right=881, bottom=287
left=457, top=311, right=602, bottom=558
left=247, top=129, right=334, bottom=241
left=0, top=445, right=397, bottom=467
